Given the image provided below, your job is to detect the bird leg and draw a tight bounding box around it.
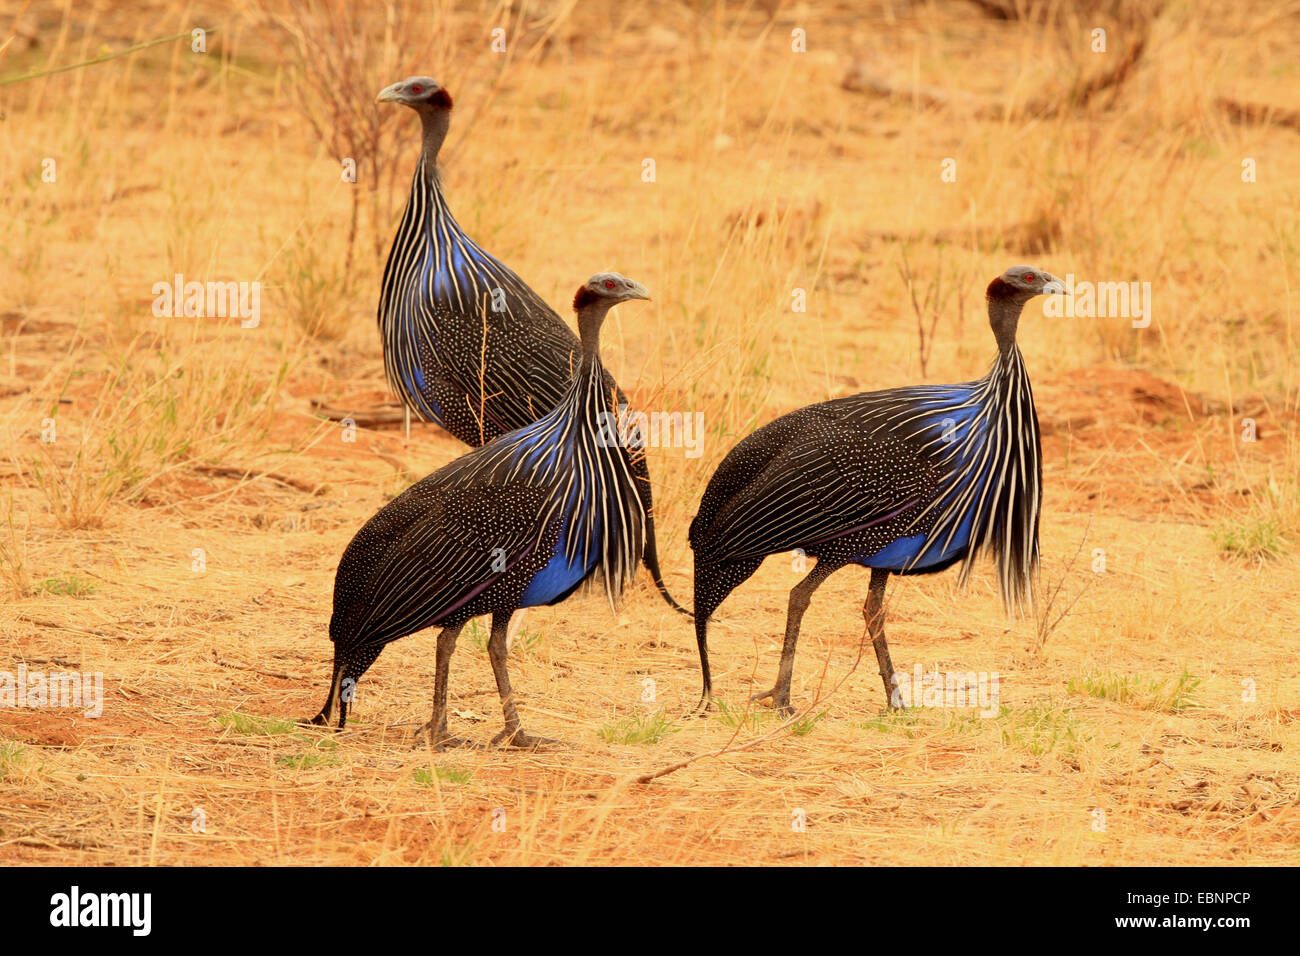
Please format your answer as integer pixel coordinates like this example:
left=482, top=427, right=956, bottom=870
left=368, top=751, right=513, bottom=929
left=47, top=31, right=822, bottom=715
left=691, top=615, right=715, bottom=716
left=415, top=623, right=475, bottom=750
left=865, top=568, right=902, bottom=710
left=307, top=664, right=345, bottom=728
left=752, top=562, right=834, bottom=717
left=506, top=606, right=529, bottom=650
left=486, top=612, right=560, bottom=750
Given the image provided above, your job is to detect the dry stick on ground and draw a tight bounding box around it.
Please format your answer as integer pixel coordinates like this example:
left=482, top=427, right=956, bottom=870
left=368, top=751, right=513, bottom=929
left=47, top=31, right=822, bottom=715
left=211, top=652, right=298, bottom=683
left=845, top=29, right=1149, bottom=122
left=1217, top=97, right=1300, bottom=134
left=371, top=451, right=418, bottom=482
left=191, top=463, right=323, bottom=496
left=633, top=620, right=877, bottom=786
left=15, top=613, right=113, bottom=638
left=310, top=398, right=407, bottom=427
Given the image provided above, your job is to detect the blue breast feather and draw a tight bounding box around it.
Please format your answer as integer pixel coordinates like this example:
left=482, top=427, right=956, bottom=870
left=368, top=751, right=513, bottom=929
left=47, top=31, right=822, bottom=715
left=853, top=387, right=989, bottom=571
left=504, top=414, right=604, bottom=607
left=392, top=217, right=514, bottom=425
left=518, top=514, right=599, bottom=607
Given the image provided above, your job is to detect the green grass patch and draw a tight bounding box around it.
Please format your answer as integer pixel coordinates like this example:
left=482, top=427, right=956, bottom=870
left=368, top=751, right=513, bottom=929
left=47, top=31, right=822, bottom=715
left=279, top=738, right=339, bottom=770
left=464, top=619, right=546, bottom=658
left=598, top=709, right=680, bottom=745
left=714, top=697, right=774, bottom=732
left=414, top=766, right=472, bottom=786
left=37, top=574, right=97, bottom=597
left=859, top=711, right=928, bottom=736
left=994, top=703, right=1083, bottom=757
left=1212, top=515, right=1286, bottom=561
left=1067, top=669, right=1201, bottom=712
left=0, top=742, right=26, bottom=781
left=789, top=709, right=828, bottom=736
left=218, top=711, right=298, bottom=736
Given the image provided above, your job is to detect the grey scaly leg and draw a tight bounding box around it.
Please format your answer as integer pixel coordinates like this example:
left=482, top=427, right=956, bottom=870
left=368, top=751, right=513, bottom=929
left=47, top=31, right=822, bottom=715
left=752, top=561, right=836, bottom=716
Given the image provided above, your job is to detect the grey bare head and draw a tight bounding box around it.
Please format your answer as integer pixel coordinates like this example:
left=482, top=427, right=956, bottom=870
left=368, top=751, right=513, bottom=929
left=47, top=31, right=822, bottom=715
left=987, top=265, right=1066, bottom=302
left=375, top=76, right=453, bottom=111
left=985, top=265, right=1066, bottom=353
left=573, top=272, right=651, bottom=312
left=573, top=273, right=650, bottom=357
left=378, top=76, right=454, bottom=162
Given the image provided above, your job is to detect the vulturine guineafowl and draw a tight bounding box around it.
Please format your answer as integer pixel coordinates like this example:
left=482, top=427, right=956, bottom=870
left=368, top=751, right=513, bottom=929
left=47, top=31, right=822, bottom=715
left=312, top=273, right=651, bottom=749
left=374, top=76, right=687, bottom=616
left=688, top=266, right=1065, bottom=714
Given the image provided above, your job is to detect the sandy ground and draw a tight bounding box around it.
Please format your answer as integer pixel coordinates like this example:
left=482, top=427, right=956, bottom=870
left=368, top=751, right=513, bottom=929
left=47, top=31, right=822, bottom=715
left=1, top=0, right=1297, bottom=865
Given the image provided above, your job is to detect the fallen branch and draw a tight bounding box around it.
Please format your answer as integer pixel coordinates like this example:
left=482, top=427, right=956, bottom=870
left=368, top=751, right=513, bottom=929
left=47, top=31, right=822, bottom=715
left=211, top=652, right=298, bottom=682
left=191, top=463, right=322, bottom=495
left=1217, top=97, right=1300, bottom=134
left=15, top=614, right=112, bottom=638
left=843, top=32, right=1149, bottom=121
left=372, top=452, right=419, bottom=481
left=310, top=398, right=408, bottom=428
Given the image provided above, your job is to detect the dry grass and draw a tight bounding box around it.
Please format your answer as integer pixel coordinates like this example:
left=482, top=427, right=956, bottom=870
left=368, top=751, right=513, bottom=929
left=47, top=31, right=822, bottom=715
left=0, top=0, right=1298, bottom=865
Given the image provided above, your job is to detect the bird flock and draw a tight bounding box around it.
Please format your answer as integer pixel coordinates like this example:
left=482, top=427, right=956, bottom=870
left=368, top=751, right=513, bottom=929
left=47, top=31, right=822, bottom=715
left=307, top=75, right=1066, bottom=749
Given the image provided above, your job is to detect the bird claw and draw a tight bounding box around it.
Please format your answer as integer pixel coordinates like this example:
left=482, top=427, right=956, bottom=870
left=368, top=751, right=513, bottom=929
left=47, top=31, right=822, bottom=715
left=413, top=722, right=477, bottom=751
left=490, top=729, right=562, bottom=750
left=750, top=688, right=794, bottom=717
left=687, top=696, right=715, bottom=718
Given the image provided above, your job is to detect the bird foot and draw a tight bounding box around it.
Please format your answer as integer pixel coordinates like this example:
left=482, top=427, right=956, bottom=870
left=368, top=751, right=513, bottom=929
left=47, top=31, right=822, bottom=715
left=687, top=695, right=715, bottom=717
left=490, top=728, right=563, bottom=751
left=750, top=687, right=794, bottom=717
left=413, top=722, right=477, bottom=751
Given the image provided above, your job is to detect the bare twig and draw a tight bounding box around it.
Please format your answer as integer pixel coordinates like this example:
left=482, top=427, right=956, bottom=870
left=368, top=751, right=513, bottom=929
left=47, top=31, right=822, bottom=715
left=191, top=463, right=323, bottom=495
left=0, top=27, right=215, bottom=88
left=634, top=618, right=877, bottom=785
left=1034, top=519, right=1094, bottom=651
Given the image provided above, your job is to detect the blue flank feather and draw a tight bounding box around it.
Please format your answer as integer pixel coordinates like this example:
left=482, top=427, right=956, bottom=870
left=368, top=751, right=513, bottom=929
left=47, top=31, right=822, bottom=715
left=854, top=384, right=993, bottom=572
left=518, top=514, right=598, bottom=606
left=504, top=405, right=613, bottom=606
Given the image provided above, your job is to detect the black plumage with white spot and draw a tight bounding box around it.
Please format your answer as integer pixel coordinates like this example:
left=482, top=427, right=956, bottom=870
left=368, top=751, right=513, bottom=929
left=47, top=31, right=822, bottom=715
left=688, top=266, right=1064, bottom=714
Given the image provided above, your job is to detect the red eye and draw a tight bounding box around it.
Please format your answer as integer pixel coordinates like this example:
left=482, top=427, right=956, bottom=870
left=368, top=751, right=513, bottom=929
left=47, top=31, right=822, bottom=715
left=604, top=280, right=615, bottom=289
left=1024, top=273, right=1035, bottom=282
left=412, top=85, right=423, bottom=93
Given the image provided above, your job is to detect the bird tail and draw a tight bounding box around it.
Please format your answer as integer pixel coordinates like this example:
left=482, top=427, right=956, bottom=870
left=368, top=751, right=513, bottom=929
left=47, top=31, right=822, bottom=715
left=642, top=506, right=693, bottom=618
left=624, top=440, right=692, bottom=618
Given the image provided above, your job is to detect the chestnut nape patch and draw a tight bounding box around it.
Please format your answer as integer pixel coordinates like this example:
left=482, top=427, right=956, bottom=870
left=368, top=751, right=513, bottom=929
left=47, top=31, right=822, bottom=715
left=986, top=277, right=1016, bottom=299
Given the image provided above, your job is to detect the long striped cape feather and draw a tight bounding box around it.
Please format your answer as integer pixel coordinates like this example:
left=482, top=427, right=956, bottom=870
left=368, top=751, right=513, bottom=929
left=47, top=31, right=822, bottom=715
left=333, top=358, right=646, bottom=652
left=691, top=348, right=1041, bottom=613
left=379, top=155, right=579, bottom=430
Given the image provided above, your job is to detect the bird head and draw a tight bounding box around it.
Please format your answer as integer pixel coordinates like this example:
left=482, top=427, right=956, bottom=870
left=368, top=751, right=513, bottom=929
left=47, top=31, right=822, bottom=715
left=987, top=265, right=1067, bottom=301
left=375, top=76, right=453, bottom=111
left=573, top=273, right=651, bottom=312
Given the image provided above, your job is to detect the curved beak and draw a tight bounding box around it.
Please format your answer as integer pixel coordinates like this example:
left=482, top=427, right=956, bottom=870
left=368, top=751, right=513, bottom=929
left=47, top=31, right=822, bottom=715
left=375, top=82, right=404, bottom=105
left=1043, top=273, right=1068, bottom=295
left=625, top=281, right=651, bottom=301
